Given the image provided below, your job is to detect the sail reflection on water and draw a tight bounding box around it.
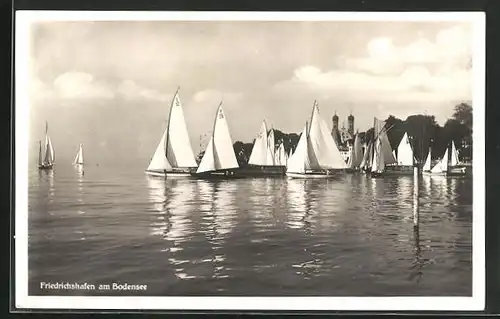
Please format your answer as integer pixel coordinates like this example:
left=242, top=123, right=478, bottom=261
left=75, top=166, right=85, bottom=215
left=146, top=177, right=169, bottom=237
left=285, top=179, right=311, bottom=231
left=249, top=178, right=278, bottom=225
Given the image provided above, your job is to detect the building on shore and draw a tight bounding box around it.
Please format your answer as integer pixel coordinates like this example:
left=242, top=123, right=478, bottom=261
left=331, top=112, right=356, bottom=163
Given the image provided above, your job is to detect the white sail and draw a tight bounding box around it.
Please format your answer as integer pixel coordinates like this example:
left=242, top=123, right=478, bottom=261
left=371, top=137, right=385, bottom=173
left=147, top=128, right=172, bottom=171
left=166, top=92, right=197, bottom=168
left=347, top=146, right=355, bottom=168
left=308, top=102, right=347, bottom=169
left=422, top=147, right=432, bottom=171
left=396, top=132, right=414, bottom=166
left=44, top=134, right=55, bottom=164
left=353, top=134, right=363, bottom=168
left=392, top=150, right=397, bottom=162
left=248, top=121, right=270, bottom=166
left=267, top=129, right=276, bottom=165
left=451, top=141, right=460, bottom=166
left=73, top=144, right=84, bottom=165
left=196, top=104, right=239, bottom=174
left=286, top=124, right=310, bottom=174
left=276, top=142, right=286, bottom=166
left=431, top=148, right=448, bottom=173
left=360, top=142, right=372, bottom=169
left=38, top=140, right=42, bottom=166
left=374, top=118, right=396, bottom=165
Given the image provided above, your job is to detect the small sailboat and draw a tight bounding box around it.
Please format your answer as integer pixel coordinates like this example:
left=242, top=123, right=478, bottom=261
left=194, top=102, right=241, bottom=178
left=145, top=88, right=198, bottom=177
left=73, top=143, right=84, bottom=166
left=38, top=122, right=55, bottom=170
left=385, top=131, right=414, bottom=175
left=427, top=148, right=449, bottom=176
left=448, top=140, right=467, bottom=176
left=286, top=101, right=347, bottom=178
left=346, top=133, right=363, bottom=172
left=422, top=146, right=432, bottom=173
left=245, top=121, right=285, bottom=176
left=368, top=117, right=397, bottom=177
left=360, top=141, right=373, bottom=173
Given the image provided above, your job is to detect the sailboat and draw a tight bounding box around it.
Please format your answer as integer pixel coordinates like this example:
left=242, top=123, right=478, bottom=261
left=38, top=122, right=55, bottom=170
left=448, top=140, right=467, bottom=176
left=286, top=101, right=347, bottom=178
left=360, top=141, right=373, bottom=173
left=245, top=121, right=286, bottom=176
left=73, top=143, right=84, bottom=166
left=145, top=89, right=198, bottom=177
left=368, top=117, right=398, bottom=177
left=422, top=146, right=432, bottom=173
left=385, top=131, right=415, bottom=175
left=346, top=133, right=363, bottom=172
left=194, top=102, right=241, bottom=178
left=426, top=148, right=449, bottom=176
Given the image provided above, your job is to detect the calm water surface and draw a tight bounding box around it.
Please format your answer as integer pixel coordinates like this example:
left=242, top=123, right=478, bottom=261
left=28, top=163, right=472, bottom=296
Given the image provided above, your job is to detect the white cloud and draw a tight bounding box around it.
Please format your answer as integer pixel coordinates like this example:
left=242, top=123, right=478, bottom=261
left=275, top=25, right=472, bottom=105
left=116, top=80, right=170, bottom=102
left=30, top=72, right=172, bottom=103
left=192, top=89, right=243, bottom=105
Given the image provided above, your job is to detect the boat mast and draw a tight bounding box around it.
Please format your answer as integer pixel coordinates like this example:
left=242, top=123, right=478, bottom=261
left=164, top=86, right=180, bottom=160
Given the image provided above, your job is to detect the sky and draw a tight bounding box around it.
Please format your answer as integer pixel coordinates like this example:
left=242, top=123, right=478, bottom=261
left=27, top=19, right=473, bottom=165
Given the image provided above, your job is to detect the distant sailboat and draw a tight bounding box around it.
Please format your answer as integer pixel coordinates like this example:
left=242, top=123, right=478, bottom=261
left=448, top=140, right=467, bottom=176
left=73, top=143, right=84, bottom=166
left=368, top=117, right=397, bottom=177
left=422, top=146, right=432, bottom=173
left=360, top=141, right=373, bottom=173
left=275, top=141, right=287, bottom=167
left=246, top=121, right=285, bottom=176
left=195, top=102, right=241, bottom=178
left=145, top=89, right=198, bottom=177
left=286, top=101, right=346, bottom=178
left=385, top=131, right=414, bottom=175
left=427, top=148, right=449, bottom=176
left=347, top=133, right=363, bottom=172
left=38, top=121, right=55, bottom=170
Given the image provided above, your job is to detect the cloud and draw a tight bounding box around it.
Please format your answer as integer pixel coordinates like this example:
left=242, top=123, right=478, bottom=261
left=30, top=72, right=171, bottom=103
left=116, top=80, right=170, bottom=102
left=274, top=25, right=472, bottom=105
left=192, top=89, right=243, bottom=105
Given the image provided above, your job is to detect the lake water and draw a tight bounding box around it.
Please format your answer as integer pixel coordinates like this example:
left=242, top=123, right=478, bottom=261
left=27, top=163, right=472, bottom=296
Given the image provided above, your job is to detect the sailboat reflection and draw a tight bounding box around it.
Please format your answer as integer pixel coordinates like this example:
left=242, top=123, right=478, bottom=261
left=408, top=227, right=424, bottom=283
left=286, top=179, right=313, bottom=233
left=75, top=165, right=85, bottom=215
left=197, top=180, right=236, bottom=279
left=249, top=178, right=278, bottom=224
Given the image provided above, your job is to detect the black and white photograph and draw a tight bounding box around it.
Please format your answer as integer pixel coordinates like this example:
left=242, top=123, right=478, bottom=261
left=14, top=11, right=485, bottom=311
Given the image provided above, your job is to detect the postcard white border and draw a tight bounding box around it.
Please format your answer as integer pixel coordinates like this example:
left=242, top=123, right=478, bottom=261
left=15, top=10, right=486, bottom=311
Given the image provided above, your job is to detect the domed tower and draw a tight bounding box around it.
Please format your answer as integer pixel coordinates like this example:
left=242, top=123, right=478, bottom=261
left=332, top=112, right=339, bottom=133
left=347, top=113, right=354, bottom=138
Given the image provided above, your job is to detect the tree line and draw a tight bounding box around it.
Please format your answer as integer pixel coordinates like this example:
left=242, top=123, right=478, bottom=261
left=224, top=102, right=472, bottom=167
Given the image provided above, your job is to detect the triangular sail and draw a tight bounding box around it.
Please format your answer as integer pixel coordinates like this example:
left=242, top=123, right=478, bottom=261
left=147, top=128, right=172, bottom=171
left=286, top=124, right=310, bottom=174
left=422, top=147, right=431, bottom=171
left=360, top=141, right=372, bottom=169
left=73, top=144, right=84, bottom=165
left=451, top=141, right=459, bottom=166
left=267, top=129, right=276, bottom=165
left=431, top=148, right=448, bottom=173
left=276, top=142, right=286, bottom=166
left=196, top=103, right=239, bottom=174
left=353, top=134, right=363, bottom=168
left=308, top=102, right=347, bottom=169
left=371, top=137, right=385, bottom=173
left=43, top=123, right=55, bottom=164
left=248, top=121, right=270, bottom=166
left=166, top=91, right=197, bottom=168
left=374, top=118, right=396, bottom=165
left=396, top=132, right=414, bottom=166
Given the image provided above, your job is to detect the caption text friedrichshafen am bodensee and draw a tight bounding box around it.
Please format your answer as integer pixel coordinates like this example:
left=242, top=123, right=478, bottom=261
left=39, top=281, right=147, bottom=291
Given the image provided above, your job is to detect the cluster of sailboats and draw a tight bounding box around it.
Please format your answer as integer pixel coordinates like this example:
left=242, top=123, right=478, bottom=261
left=37, top=89, right=468, bottom=179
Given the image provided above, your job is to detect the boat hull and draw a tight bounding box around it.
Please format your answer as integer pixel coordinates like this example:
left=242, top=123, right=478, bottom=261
left=448, top=166, right=467, bottom=176
left=422, top=171, right=447, bottom=176
left=384, top=165, right=414, bottom=175
left=286, top=170, right=342, bottom=179
left=145, top=169, right=195, bottom=178
left=239, top=165, right=286, bottom=177
left=38, top=164, right=53, bottom=170
left=192, top=169, right=245, bottom=179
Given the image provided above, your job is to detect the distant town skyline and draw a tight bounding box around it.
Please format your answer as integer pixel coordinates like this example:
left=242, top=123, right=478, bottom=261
left=27, top=18, right=473, bottom=165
